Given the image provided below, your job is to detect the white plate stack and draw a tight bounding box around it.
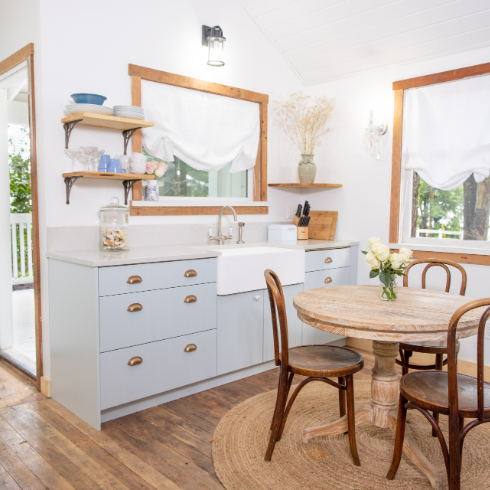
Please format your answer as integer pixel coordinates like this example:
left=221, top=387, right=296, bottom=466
left=65, top=104, right=114, bottom=116
left=113, top=106, right=145, bottom=119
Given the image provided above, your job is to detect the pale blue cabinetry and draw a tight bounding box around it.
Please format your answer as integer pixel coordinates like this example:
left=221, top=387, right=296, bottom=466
left=217, top=290, right=264, bottom=375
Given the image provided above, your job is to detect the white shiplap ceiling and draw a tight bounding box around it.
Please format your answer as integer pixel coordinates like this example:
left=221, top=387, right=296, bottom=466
left=239, top=0, right=490, bottom=85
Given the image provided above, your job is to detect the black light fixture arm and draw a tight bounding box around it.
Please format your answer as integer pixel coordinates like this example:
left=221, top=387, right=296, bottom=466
left=202, top=25, right=225, bottom=46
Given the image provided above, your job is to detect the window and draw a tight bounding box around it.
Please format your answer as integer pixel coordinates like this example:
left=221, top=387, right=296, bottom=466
left=143, top=149, right=248, bottom=198
left=391, top=64, right=490, bottom=260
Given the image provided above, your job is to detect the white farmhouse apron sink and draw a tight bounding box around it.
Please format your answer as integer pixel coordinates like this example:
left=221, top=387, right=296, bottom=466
left=208, top=246, right=305, bottom=295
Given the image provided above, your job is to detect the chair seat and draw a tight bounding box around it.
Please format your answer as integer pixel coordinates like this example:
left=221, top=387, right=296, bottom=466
left=287, top=345, right=363, bottom=378
left=401, top=371, right=490, bottom=417
left=399, top=340, right=460, bottom=355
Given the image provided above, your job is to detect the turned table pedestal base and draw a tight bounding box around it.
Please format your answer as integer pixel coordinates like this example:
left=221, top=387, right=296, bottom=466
left=302, top=341, right=443, bottom=490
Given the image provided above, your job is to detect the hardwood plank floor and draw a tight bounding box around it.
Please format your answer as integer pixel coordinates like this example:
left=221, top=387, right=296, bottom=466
left=0, top=349, right=375, bottom=489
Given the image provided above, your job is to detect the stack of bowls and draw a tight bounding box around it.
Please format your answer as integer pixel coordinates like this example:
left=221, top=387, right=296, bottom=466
left=113, top=106, right=145, bottom=119
left=65, top=93, right=113, bottom=115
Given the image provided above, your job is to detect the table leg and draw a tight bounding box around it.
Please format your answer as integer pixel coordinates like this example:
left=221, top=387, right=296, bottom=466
left=302, top=340, right=443, bottom=489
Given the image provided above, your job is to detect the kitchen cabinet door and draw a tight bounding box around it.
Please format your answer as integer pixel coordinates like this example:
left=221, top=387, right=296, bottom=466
left=217, top=290, right=264, bottom=375
left=301, top=267, right=351, bottom=345
left=263, top=283, right=303, bottom=362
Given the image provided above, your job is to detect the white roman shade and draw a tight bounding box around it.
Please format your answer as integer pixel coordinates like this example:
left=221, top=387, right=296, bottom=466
left=402, top=74, right=490, bottom=190
left=141, top=80, right=260, bottom=173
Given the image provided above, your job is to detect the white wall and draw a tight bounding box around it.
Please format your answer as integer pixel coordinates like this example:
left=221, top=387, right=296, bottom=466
left=303, top=46, right=490, bottom=365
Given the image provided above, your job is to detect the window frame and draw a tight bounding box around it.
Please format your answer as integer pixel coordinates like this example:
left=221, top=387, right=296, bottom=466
left=389, top=61, right=490, bottom=266
left=128, top=64, right=268, bottom=216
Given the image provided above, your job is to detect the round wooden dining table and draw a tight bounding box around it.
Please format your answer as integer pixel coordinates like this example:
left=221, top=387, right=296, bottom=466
left=293, top=285, right=483, bottom=490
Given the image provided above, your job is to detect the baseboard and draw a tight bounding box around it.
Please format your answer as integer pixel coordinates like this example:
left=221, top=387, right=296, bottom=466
left=40, top=376, right=51, bottom=397
left=346, top=338, right=490, bottom=378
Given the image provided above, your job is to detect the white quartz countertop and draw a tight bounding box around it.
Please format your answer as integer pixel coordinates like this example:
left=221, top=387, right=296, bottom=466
left=46, top=239, right=359, bottom=267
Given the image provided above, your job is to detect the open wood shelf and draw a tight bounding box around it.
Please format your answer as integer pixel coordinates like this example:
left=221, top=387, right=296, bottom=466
left=61, top=113, right=154, bottom=131
left=62, top=171, right=154, bottom=180
left=268, top=183, right=342, bottom=188
left=62, top=172, right=155, bottom=205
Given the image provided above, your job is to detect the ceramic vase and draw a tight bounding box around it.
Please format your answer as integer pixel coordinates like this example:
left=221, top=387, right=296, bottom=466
left=380, top=274, right=398, bottom=301
left=298, top=154, right=316, bottom=183
left=144, top=180, right=159, bottom=201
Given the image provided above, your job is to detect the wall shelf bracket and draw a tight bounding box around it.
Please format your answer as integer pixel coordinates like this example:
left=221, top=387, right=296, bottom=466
left=64, top=176, right=82, bottom=204
left=63, top=119, right=83, bottom=149
left=123, top=179, right=143, bottom=205
left=122, top=128, right=142, bottom=155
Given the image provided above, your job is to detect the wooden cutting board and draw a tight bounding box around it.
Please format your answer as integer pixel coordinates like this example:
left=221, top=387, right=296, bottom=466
left=307, top=211, right=338, bottom=240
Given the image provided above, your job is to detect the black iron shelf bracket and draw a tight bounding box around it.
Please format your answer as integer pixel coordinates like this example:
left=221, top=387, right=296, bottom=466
left=122, top=179, right=143, bottom=205
left=64, top=176, right=82, bottom=204
left=63, top=119, right=83, bottom=149
left=122, top=127, right=142, bottom=155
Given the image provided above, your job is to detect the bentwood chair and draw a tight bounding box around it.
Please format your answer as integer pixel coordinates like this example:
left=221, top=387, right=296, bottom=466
left=397, top=259, right=467, bottom=435
left=264, top=269, right=364, bottom=465
left=387, top=298, right=490, bottom=490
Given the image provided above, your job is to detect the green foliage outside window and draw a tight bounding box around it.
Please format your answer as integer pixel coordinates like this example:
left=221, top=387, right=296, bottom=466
left=8, top=125, right=31, bottom=213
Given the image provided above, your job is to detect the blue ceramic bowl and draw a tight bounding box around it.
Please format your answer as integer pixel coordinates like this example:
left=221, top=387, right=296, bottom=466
left=70, top=93, right=107, bottom=105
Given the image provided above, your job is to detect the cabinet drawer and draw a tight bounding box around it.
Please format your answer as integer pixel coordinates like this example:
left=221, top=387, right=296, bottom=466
left=100, top=329, right=217, bottom=410
left=304, top=267, right=351, bottom=290
left=305, top=248, right=350, bottom=273
left=168, top=258, right=217, bottom=287
left=99, top=283, right=217, bottom=352
left=98, top=262, right=170, bottom=296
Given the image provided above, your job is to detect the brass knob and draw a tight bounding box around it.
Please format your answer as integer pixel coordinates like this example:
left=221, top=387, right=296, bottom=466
left=184, top=269, right=197, bottom=277
left=325, top=257, right=333, bottom=263
left=184, top=295, right=197, bottom=303
left=127, top=303, right=143, bottom=312
left=128, top=356, right=143, bottom=366
left=127, top=275, right=142, bottom=284
left=325, top=277, right=332, bottom=283
left=184, top=344, right=197, bottom=353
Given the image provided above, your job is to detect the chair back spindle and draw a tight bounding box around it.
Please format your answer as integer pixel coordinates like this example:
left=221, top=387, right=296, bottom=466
left=264, top=269, right=289, bottom=368
left=403, top=258, right=467, bottom=296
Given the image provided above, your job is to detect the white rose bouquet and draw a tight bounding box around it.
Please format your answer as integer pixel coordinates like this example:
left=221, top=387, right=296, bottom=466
left=362, top=237, right=413, bottom=301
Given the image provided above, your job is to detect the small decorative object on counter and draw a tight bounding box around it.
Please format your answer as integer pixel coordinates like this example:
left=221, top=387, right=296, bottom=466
left=362, top=237, right=412, bottom=301
left=100, top=197, right=129, bottom=252
left=144, top=160, right=168, bottom=201
left=274, top=92, right=335, bottom=184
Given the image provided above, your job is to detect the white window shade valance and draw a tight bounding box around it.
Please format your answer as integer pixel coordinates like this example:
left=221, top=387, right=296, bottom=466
left=141, top=80, right=260, bottom=174
left=402, top=74, right=490, bottom=191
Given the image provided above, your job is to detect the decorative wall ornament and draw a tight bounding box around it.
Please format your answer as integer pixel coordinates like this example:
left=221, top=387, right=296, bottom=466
left=364, top=110, right=388, bottom=160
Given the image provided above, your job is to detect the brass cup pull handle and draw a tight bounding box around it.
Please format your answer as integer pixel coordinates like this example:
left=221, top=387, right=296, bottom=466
left=128, top=356, right=143, bottom=366
left=184, top=295, right=197, bottom=303
left=184, top=269, right=197, bottom=277
left=325, top=277, right=333, bottom=283
left=325, top=257, right=333, bottom=263
left=184, top=344, right=197, bottom=353
left=127, top=303, right=143, bottom=312
left=127, top=275, right=142, bottom=284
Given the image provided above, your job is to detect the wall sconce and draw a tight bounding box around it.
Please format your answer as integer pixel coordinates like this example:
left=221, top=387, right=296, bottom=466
left=364, top=110, right=388, bottom=160
left=202, top=25, right=226, bottom=67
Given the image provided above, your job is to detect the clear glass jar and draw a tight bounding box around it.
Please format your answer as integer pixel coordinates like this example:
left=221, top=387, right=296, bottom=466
left=100, top=197, right=129, bottom=252
left=380, top=274, right=398, bottom=301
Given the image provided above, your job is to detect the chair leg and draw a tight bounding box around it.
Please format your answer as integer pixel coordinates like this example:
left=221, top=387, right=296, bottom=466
left=448, top=417, right=462, bottom=490
left=264, top=368, right=289, bottom=462
left=345, top=375, right=360, bottom=466
left=386, top=394, right=408, bottom=480
left=402, top=350, right=412, bottom=376
left=269, top=371, right=294, bottom=431
left=431, top=354, right=444, bottom=437
left=338, top=377, right=346, bottom=417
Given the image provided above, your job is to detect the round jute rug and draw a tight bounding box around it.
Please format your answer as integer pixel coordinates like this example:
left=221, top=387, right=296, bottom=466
left=212, top=379, right=490, bottom=490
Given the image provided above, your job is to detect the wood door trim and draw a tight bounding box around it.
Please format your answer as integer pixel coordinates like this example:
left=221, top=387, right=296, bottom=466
left=390, top=249, right=490, bottom=267
left=130, top=205, right=268, bottom=216
left=0, top=45, right=42, bottom=389
left=389, top=62, right=490, bottom=260
left=128, top=65, right=268, bottom=210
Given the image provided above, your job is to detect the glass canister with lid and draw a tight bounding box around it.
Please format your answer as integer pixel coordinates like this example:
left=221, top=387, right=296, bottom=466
left=100, top=197, right=129, bottom=251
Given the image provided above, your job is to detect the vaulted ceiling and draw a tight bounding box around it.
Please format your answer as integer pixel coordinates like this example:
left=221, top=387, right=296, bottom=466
left=239, top=0, right=490, bottom=85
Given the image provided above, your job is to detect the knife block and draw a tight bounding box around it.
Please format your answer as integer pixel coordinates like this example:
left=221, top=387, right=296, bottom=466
left=297, top=226, right=308, bottom=240
left=292, top=211, right=338, bottom=240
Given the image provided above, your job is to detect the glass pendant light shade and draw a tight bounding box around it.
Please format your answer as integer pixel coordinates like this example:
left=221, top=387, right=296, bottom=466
left=202, top=25, right=226, bottom=67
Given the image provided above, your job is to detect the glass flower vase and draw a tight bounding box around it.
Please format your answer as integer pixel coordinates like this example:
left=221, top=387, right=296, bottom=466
left=380, top=274, right=398, bottom=301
